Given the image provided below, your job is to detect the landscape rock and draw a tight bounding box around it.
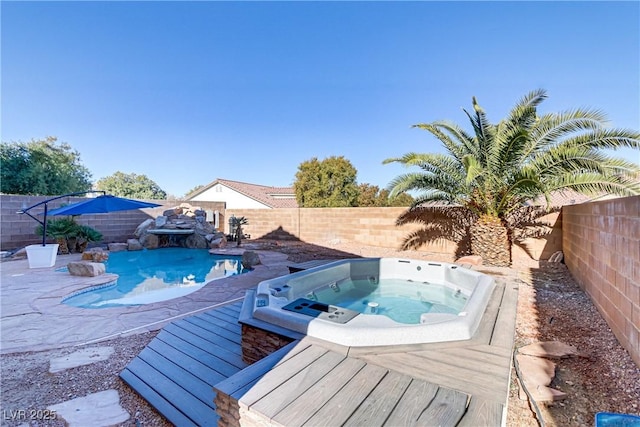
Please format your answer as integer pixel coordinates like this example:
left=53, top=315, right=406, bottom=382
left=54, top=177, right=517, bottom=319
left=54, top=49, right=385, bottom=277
left=107, top=243, right=128, bottom=252
left=519, top=341, right=583, bottom=359
left=48, top=389, right=129, bottom=426
left=155, top=216, right=168, bottom=228
left=67, top=262, right=106, bottom=277
left=81, top=248, right=109, bottom=263
left=133, top=218, right=154, bottom=237
left=127, top=239, right=143, bottom=251
left=49, top=347, right=114, bottom=373
left=516, top=354, right=567, bottom=402
left=135, top=203, right=219, bottom=249
left=140, top=233, right=159, bottom=249
left=242, top=251, right=261, bottom=268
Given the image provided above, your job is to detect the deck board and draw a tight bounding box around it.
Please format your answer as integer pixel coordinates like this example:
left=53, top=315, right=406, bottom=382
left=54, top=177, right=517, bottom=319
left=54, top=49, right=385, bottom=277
left=384, top=380, right=439, bottom=426
left=250, top=350, right=346, bottom=418
left=123, top=357, right=218, bottom=426
left=136, top=347, right=217, bottom=409
left=119, top=369, right=199, bottom=427
left=183, top=314, right=242, bottom=344
left=172, top=318, right=242, bottom=353
left=239, top=345, right=329, bottom=408
left=271, top=357, right=367, bottom=427
left=302, top=363, right=389, bottom=427
left=343, top=370, right=412, bottom=427
left=416, top=387, right=467, bottom=426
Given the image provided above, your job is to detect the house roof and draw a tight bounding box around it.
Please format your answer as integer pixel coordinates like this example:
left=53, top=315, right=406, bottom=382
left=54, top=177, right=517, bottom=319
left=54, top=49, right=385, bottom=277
left=188, top=178, right=299, bottom=209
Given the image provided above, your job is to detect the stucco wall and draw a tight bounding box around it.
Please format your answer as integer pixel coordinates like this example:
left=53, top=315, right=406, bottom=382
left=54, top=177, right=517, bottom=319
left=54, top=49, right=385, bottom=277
left=562, top=196, right=640, bottom=366
left=190, top=183, right=270, bottom=209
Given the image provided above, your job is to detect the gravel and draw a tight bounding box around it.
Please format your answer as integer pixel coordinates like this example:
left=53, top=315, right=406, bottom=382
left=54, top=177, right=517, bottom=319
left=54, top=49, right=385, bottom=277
left=1, top=240, right=638, bottom=427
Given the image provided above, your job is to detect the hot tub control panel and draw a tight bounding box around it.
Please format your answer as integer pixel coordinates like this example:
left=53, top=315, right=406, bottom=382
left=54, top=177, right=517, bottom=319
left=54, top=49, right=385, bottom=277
left=282, top=298, right=360, bottom=324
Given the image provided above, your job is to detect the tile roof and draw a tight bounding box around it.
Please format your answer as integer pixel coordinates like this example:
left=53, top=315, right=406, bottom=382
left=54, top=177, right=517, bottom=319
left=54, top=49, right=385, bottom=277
left=189, top=178, right=298, bottom=209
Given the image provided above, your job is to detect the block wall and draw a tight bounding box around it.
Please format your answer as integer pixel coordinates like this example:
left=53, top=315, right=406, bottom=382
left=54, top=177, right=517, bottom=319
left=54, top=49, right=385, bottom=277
left=563, top=196, right=640, bottom=366
left=227, top=206, right=561, bottom=264
left=0, top=195, right=224, bottom=251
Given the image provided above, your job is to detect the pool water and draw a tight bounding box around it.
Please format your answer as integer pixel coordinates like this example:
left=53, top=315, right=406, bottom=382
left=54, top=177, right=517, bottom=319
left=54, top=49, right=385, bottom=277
left=63, top=248, right=247, bottom=308
left=310, top=278, right=467, bottom=324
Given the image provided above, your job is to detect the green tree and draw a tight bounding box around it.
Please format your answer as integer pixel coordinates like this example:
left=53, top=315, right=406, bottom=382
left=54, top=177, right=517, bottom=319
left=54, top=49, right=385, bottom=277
left=357, top=183, right=383, bottom=206
left=357, top=183, right=414, bottom=207
left=0, top=137, right=92, bottom=195
left=185, top=184, right=204, bottom=198
left=96, top=171, right=167, bottom=199
left=294, top=156, right=359, bottom=207
left=384, top=89, right=640, bottom=266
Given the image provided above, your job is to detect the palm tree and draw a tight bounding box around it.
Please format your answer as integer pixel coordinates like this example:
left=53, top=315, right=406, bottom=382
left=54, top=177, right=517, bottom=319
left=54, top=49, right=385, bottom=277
left=384, top=89, right=640, bottom=266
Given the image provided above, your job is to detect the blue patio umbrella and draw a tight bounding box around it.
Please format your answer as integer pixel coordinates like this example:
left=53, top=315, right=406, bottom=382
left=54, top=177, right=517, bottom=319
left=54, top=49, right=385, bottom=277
left=47, top=195, right=161, bottom=216
left=19, top=192, right=161, bottom=246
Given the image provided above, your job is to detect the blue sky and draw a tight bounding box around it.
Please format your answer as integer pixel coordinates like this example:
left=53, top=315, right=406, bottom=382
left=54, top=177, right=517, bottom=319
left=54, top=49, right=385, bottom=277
left=2, top=1, right=639, bottom=198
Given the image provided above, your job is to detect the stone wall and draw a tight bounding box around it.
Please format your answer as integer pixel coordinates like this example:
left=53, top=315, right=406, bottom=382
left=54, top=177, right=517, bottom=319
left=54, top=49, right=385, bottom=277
left=562, top=196, right=640, bottom=366
left=240, top=324, right=294, bottom=364
left=0, top=194, right=225, bottom=251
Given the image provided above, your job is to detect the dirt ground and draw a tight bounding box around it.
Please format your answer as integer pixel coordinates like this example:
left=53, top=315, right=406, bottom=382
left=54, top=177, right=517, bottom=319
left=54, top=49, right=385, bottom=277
left=1, top=239, right=639, bottom=426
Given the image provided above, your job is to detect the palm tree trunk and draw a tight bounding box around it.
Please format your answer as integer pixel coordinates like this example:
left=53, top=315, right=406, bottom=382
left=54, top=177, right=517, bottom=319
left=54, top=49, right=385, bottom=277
left=56, top=238, right=69, bottom=255
left=470, top=215, right=511, bottom=267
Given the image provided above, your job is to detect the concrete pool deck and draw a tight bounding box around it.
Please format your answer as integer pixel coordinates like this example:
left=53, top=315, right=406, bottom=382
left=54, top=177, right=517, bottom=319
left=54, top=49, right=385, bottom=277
left=0, top=249, right=291, bottom=355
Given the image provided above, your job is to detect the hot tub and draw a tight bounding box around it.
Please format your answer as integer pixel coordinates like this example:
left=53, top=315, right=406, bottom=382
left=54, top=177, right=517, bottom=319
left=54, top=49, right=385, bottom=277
left=249, top=258, right=495, bottom=347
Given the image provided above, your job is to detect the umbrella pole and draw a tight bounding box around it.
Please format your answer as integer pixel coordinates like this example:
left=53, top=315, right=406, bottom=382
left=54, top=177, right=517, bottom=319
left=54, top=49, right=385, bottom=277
left=42, top=203, right=48, bottom=246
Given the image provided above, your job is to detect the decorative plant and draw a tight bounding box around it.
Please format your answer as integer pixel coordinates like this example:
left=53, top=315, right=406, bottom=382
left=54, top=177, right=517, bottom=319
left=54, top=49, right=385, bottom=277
left=75, top=224, right=103, bottom=253
left=36, top=218, right=103, bottom=254
left=36, top=217, right=78, bottom=254
left=230, top=216, right=248, bottom=247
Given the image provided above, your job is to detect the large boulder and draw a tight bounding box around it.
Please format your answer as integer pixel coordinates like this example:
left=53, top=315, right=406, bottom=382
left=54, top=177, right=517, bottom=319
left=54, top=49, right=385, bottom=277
left=81, top=248, right=109, bottom=263
left=185, top=234, right=208, bottom=249
left=68, top=262, right=106, bottom=277
left=127, top=239, right=143, bottom=251
left=140, top=233, right=159, bottom=249
left=242, top=251, right=261, bottom=268
left=108, top=243, right=128, bottom=252
left=133, top=219, right=154, bottom=238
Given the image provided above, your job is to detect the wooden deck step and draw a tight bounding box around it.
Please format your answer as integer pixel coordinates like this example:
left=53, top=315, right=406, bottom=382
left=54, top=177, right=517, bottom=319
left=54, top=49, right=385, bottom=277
left=120, top=301, right=249, bottom=425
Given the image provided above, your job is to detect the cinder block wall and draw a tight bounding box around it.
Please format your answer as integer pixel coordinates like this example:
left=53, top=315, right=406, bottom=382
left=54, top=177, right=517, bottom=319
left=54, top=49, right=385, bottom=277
left=227, top=207, right=561, bottom=264
left=0, top=195, right=225, bottom=251
left=563, top=196, right=640, bottom=366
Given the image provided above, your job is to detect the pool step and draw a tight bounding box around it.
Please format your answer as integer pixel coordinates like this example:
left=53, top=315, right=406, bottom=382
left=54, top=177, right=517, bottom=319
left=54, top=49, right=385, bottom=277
left=120, top=302, right=249, bottom=426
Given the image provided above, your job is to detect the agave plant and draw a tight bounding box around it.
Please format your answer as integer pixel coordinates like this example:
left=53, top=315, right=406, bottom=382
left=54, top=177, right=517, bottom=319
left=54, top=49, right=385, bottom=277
left=75, top=224, right=103, bottom=253
left=385, top=89, right=640, bottom=266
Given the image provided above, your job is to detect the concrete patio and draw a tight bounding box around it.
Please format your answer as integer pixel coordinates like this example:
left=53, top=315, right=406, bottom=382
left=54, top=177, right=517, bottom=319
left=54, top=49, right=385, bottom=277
left=0, top=248, right=291, bottom=355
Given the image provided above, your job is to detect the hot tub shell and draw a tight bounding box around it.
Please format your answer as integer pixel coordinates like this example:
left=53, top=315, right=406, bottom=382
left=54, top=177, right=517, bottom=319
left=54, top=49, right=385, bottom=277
left=249, top=258, right=496, bottom=347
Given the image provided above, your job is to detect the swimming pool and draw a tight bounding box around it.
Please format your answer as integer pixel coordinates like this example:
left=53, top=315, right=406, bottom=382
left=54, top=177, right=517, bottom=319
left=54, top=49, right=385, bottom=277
left=247, top=258, right=495, bottom=347
left=63, top=248, right=247, bottom=308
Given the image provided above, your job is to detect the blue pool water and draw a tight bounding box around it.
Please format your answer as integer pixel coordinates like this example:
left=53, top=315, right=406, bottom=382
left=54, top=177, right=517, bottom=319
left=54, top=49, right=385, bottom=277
left=311, top=278, right=467, bottom=324
left=63, top=248, right=248, bottom=309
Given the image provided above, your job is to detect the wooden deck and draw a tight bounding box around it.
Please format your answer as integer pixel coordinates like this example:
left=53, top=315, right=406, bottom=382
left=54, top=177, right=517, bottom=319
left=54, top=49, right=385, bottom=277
left=122, top=275, right=518, bottom=426
left=120, top=302, right=248, bottom=426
